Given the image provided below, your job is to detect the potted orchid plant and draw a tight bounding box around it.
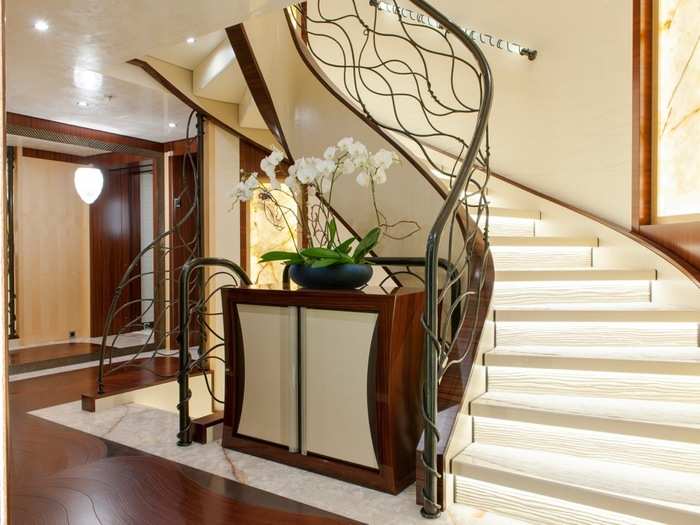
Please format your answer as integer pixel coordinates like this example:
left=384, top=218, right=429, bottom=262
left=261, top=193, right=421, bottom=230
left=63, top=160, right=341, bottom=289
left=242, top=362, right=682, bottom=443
left=229, top=137, right=418, bottom=289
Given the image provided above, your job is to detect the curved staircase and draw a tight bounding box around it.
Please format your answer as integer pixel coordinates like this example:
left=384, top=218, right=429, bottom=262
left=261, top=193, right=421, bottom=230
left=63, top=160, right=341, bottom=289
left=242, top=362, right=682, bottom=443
left=454, top=191, right=700, bottom=525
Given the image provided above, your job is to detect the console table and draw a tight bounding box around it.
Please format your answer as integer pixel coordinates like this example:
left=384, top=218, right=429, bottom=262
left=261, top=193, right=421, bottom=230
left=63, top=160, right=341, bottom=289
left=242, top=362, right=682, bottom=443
left=221, top=285, right=425, bottom=494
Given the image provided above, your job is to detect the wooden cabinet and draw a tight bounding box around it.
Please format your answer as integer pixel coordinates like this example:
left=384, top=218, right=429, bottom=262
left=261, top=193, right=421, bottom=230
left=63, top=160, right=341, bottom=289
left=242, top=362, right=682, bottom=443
left=222, top=285, right=425, bottom=494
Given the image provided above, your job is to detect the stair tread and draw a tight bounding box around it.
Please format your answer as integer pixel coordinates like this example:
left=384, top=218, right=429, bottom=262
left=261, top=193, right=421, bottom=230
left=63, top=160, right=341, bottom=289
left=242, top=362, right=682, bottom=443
left=455, top=443, right=700, bottom=515
left=489, top=346, right=700, bottom=363
left=491, top=236, right=598, bottom=247
left=473, top=392, right=700, bottom=429
left=495, top=269, right=657, bottom=281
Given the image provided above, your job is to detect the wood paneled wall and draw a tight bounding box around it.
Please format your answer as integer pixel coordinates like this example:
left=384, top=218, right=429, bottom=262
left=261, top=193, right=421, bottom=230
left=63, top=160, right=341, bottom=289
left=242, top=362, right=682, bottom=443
left=15, top=154, right=91, bottom=344
left=168, top=153, right=200, bottom=346
left=89, top=166, right=142, bottom=337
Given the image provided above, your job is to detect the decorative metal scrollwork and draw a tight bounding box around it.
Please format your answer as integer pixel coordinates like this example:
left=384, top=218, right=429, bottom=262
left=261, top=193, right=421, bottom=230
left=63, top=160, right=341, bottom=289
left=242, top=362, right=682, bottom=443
left=97, top=112, right=251, bottom=410
left=290, top=1, right=493, bottom=518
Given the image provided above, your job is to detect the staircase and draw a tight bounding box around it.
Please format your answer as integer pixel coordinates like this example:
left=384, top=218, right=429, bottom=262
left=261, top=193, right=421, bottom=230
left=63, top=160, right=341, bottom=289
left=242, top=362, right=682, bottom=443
left=453, top=200, right=700, bottom=524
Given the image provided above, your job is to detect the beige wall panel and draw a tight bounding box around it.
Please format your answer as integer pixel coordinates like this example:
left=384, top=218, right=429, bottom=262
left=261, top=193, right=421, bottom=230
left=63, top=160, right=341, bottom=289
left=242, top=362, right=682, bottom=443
left=15, top=154, right=90, bottom=345
left=302, top=308, right=378, bottom=469
left=203, top=123, right=241, bottom=409
left=236, top=304, right=292, bottom=447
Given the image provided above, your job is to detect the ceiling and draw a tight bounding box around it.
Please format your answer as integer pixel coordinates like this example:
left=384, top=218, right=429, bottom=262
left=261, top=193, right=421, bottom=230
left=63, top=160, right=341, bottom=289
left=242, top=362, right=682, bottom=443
left=6, top=0, right=294, bottom=143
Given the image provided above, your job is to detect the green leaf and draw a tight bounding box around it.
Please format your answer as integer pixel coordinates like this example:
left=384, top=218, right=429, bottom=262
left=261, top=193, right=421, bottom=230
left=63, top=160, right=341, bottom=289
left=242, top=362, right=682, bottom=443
left=326, top=219, right=337, bottom=249
left=336, top=238, right=354, bottom=254
left=259, top=251, right=300, bottom=263
left=311, top=258, right=342, bottom=268
left=300, top=247, right=343, bottom=260
left=352, top=228, right=381, bottom=263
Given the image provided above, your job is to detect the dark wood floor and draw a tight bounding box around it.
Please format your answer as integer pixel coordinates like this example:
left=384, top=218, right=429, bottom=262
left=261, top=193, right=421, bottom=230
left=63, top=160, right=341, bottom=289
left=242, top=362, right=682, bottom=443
left=9, top=361, right=362, bottom=524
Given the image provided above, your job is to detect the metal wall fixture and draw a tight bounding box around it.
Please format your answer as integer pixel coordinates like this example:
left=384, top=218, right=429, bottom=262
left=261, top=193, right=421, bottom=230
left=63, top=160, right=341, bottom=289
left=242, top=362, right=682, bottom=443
left=291, top=0, right=493, bottom=518
left=370, top=0, right=538, bottom=60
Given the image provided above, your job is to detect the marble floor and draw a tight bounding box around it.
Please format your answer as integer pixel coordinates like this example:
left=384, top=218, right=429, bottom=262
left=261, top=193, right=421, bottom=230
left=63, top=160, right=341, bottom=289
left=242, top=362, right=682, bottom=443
left=32, top=402, right=525, bottom=525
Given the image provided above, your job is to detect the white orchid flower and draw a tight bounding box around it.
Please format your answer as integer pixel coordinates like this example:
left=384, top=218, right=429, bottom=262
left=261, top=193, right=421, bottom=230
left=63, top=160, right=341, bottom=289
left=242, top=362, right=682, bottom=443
left=324, top=146, right=337, bottom=160
left=293, top=157, right=320, bottom=184
left=337, top=137, right=354, bottom=150
left=373, top=168, right=387, bottom=185
left=372, top=149, right=396, bottom=170
left=356, top=170, right=371, bottom=187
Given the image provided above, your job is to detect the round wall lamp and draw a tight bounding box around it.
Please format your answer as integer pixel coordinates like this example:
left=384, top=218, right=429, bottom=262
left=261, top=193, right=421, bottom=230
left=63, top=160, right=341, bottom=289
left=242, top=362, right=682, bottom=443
left=74, top=167, right=104, bottom=204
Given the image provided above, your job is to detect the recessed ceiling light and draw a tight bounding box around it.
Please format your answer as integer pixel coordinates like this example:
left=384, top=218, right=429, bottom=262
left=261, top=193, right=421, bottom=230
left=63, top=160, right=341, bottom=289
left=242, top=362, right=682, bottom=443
left=186, top=37, right=196, bottom=44
left=34, top=20, right=49, bottom=32
left=168, top=122, right=177, bottom=128
left=77, top=101, right=88, bottom=107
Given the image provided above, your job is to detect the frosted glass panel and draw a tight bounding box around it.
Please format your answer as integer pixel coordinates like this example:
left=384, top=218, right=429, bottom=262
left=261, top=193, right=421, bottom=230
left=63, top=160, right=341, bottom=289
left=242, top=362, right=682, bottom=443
left=656, top=0, right=700, bottom=218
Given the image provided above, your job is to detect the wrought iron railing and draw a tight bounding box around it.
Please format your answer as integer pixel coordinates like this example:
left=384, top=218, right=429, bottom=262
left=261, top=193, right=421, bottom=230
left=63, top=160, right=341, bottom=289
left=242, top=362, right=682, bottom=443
left=176, top=257, right=251, bottom=446
left=6, top=146, right=18, bottom=339
left=290, top=1, right=493, bottom=517
left=97, top=111, right=210, bottom=393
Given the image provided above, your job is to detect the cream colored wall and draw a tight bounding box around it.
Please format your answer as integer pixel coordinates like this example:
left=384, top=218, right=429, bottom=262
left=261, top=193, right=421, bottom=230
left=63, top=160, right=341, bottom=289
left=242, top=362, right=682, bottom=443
left=434, top=0, right=634, bottom=228
left=203, top=122, right=241, bottom=409
left=15, top=154, right=91, bottom=345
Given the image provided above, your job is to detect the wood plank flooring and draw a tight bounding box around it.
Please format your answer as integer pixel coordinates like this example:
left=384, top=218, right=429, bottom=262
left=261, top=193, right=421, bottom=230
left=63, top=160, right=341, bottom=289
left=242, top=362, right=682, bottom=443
left=8, top=361, right=361, bottom=524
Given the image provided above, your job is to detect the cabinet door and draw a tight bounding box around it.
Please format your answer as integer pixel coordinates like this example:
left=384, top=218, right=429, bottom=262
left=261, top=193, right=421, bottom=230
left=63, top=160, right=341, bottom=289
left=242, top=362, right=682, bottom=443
left=301, top=308, right=379, bottom=469
left=236, top=304, right=298, bottom=449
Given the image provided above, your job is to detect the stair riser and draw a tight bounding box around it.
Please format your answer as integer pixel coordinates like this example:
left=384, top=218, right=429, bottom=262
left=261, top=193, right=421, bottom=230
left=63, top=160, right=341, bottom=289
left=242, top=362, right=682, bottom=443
left=485, top=353, right=700, bottom=375
left=454, top=476, right=661, bottom=525
left=473, top=417, right=700, bottom=475
left=472, top=402, right=700, bottom=444
left=496, top=322, right=699, bottom=346
left=477, top=217, right=536, bottom=237
left=487, top=367, right=700, bottom=403
left=493, top=281, right=651, bottom=306
left=491, top=248, right=592, bottom=269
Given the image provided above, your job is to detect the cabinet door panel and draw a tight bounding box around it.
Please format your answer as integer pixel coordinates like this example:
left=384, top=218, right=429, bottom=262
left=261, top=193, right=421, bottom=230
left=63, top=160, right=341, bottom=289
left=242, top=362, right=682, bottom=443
left=236, top=304, right=296, bottom=447
left=302, top=308, right=379, bottom=469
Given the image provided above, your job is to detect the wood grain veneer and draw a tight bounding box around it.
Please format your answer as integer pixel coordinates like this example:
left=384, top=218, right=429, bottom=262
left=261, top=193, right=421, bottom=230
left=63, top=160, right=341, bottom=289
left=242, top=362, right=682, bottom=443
left=20, top=147, right=90, bottom=165
left=7, top=113, right=164, bottom=154
left=222, top=285, right=425, bottom=494
left=632, top=0, right=654, bottom=230
left=89, top=164, right=142, bottom=337
left=226, top=24, right=294, bottom=160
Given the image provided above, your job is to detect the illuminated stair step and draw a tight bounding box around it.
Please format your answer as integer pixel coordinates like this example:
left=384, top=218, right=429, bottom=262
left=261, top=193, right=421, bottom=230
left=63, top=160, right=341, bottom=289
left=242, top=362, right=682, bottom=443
left=494, top=269, right=657, bottom=282
left=454, top=476, right=660, bottom=525
left=487, top=367, right=700, bottom=403
left=490, top=236, right=599, bottom=247
left=485, top=346, right=700, bottom=374
left=471, top=392, right=700, bottom=443
left=496, top=321, right=698, bottom=346
left=472, top=208, right=541, bottom=237
left=453, top=443, right=700, bottom=523
left=494, top=308, right=700, bottom=323
left=473, top=417, right=700, bottom=475
left=494, top=281, right=651, bottom=305
left=491, top=248, right=593, bottom=269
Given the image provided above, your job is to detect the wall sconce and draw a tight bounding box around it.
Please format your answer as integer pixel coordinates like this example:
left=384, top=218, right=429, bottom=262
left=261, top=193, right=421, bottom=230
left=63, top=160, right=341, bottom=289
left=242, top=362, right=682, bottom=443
left=74, top=167, right=104, bottom=204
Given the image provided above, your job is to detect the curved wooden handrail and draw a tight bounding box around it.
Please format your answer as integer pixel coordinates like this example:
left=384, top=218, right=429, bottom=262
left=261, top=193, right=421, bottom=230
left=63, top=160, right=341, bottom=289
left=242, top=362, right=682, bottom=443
left=285, top=4, right=494, bottom=514
left=422, top=139, right=700, bottom=288
left=226, top=24, right=294, bottom=160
